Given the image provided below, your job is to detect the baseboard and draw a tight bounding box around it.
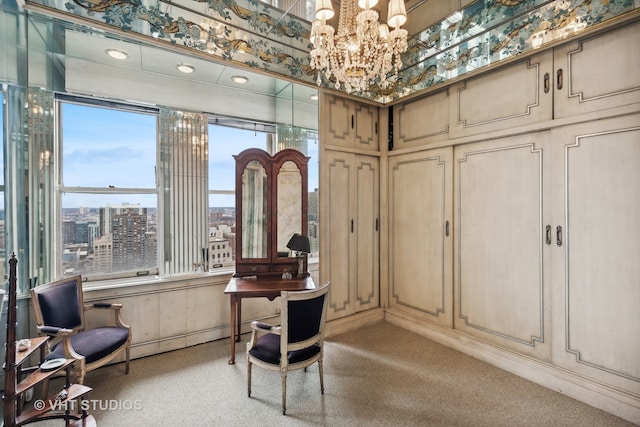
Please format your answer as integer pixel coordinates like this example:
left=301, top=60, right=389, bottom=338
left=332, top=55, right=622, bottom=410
left=384, top=308, right=640, bottom=425
left=325, top=308, right=385, bottom=338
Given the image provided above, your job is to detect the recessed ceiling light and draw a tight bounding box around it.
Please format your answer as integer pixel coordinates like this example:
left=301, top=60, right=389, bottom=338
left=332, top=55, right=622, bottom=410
left=105, top=48, right=129, bottom=60
left=309, top=94, right=318, bottom=101
left=231, top=75, right=249, bottom=84
left=176, top=63, right=195, bottom=74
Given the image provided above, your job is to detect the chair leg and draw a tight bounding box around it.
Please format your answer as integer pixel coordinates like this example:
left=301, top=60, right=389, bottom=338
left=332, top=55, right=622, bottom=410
left=73, top=359, right=86, bottom=385
left=281, top=373, right=287, bottom=415
left=318, top=360, right=324, bottom=394
left=42, top=378, right=50, bottom=400
left=125, top=346, right=130, bottom=374
left=247, top=361, right=252, bottom=397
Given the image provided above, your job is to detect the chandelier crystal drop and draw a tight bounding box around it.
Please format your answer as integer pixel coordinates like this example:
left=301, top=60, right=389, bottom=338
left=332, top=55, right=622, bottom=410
left=310, top=0, right=408, bottom=93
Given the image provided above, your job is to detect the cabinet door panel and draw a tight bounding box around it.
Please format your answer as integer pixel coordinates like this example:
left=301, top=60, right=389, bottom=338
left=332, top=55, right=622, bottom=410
left=354, top=104, right=379, bottom=151
left=324, top=151, right=355, bottom=319
left=450, top=51, right=552, bottom=138
left=325, top=96, right=352, bottom=145
left=554, top=21, right=640, bottom=119
left=454, top=133, right=551, bottom=359
left=394, top=89, right=450, bottom=148
left=323, top=94, right=379, bottom=151
left=551, top=115, right=640, bottom=389
left=389, top=148, right=453, bottom=327
left=354, top=156, right=379, bottom=312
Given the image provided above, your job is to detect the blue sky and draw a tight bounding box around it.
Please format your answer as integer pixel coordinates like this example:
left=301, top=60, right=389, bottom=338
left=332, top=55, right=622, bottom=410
left=60, top=102, right=318, bottom=209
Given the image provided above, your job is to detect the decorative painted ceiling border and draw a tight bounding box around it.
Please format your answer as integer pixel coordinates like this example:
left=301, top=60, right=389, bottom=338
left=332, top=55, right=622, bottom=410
left=19, top=0, right=639, bottom=104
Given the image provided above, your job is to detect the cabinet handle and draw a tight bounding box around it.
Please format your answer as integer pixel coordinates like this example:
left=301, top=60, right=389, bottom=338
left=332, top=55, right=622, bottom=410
left=351, top=219, right=354, bottom=233
left=375, top=218, right=379, bottom=232
left=545, top=225, right=551, bottom=245
left=445, top=220, right=450, bottom=237
left=557, top=69, right=563, bottom=90
left=351, top=114, right=354, bottom=129
left=556, top=225, right=563, bottom=247
left=544, top=73, right=550, bottom=93
left=375, top=121, right=378, bottom=135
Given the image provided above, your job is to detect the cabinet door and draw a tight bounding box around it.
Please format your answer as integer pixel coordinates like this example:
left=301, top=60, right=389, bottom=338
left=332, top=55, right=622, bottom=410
left=323, top=94, right=379, bottom=151
left=449, top=50, right=553, bottom=139
left=353, top=155, right=379, bottom=312
left=323, top=150, right=356, bottom=319
left=453, top=132, right=552, bottom=360
left=322, top=150, right=380, bottom=320
left=388, top=147, right=453, bottom=327
left=549, top=114, right=640, bottom=391
left=554, top=20, right=640, bottom=119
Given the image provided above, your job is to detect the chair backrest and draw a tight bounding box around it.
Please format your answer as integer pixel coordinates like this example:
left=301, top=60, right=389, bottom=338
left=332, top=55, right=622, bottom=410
left=31, top=275, right=85, bottom=332
left=280, top=281, right=330, bottom=353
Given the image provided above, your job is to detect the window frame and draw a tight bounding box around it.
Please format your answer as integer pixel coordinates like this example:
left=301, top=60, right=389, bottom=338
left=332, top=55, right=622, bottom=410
left=56, top=96, right=160, bottom=282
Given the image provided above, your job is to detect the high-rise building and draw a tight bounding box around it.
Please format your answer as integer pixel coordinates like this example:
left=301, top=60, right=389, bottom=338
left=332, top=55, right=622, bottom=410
left=99, top=204, right=149, bottom=271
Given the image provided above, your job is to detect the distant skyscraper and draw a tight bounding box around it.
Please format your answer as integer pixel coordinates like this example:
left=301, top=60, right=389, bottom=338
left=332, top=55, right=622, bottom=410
left=93, top=234, right=113, bottom=273
left=100, top=204, right=149, bottom=271
left=308, top=188, right=319, bottom=222
left=62, top=220, right=76, bottom=244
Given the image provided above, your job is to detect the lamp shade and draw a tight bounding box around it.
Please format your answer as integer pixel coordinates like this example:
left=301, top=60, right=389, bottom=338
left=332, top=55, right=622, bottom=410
left=314, top=0, right=335, bottom=21
left=286, top=233, right=311, bottom=253
left=387, top=0, right=407, bottom=28
left=358, top=0, right=379, bottom=9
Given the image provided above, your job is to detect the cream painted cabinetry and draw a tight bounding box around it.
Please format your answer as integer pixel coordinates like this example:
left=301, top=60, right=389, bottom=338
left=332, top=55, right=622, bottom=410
left=385, top=20, right=640, bottom=421
left=553, top=19, right=640, bottom=119
left=323, top=94, right=379, bottom=151
left=449, top=50, right=553, bottom=139
left=548, top=114, right=640, bottom=392
left=453, top=132, right=552, bottom=360
left=322, top=150, right=380, bottom=320
left=452, top=113, right=640, bottom=385
left=388, top=147, right=453, bottom=327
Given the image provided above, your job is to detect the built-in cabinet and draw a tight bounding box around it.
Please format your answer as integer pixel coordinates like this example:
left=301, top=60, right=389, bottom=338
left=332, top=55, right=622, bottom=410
left=385, top=18, right=640, bottom=423
left=321, top=94, right=380, bottom=321
left=324, top=95, right=379, bottom=151
left=387, top=148, right=453, bottom=328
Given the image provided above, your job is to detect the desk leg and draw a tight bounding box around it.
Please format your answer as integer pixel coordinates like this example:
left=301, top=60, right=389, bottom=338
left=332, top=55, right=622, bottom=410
left=229, top=295, right=237, bottom=365
left=236, top=298, right=242, bottom=342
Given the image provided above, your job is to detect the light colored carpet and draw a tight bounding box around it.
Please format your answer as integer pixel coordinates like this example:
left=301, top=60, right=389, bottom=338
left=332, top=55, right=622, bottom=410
left=25, top=321, right=636, bottom=426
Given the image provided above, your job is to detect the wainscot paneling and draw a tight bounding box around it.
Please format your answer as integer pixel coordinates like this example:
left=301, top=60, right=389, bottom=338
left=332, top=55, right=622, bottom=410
left=81, top=274, right=279, bottom=359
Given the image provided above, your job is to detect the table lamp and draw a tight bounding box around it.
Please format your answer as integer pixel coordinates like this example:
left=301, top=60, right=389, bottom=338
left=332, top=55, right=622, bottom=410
left=286, top=233, right=310, bottom=277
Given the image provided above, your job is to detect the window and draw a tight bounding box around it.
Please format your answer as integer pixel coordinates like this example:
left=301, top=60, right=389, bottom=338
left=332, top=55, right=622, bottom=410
left=207, top=124, right=270, bottom=270
left=207, top=121, right=320, bottom=272
left=60, top=101, right=158, bottom=280
left=0, top=90, right=4, bottom=279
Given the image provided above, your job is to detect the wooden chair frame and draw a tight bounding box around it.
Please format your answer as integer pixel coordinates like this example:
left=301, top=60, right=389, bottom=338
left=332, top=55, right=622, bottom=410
left=30, top=275, right=131, bottom=386
left=246, top=281, right=330, bottom=415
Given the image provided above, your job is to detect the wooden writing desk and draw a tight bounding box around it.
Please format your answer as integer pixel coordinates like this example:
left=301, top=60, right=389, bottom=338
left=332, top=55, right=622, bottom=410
left=224, top=274, right=315, bottom=364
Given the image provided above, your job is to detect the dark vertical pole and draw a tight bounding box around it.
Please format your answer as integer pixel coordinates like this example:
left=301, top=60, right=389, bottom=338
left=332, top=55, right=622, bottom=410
left=3, top=253, right=18, bottom=426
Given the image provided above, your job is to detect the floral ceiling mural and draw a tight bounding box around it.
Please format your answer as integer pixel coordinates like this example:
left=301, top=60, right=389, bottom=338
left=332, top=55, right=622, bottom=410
left=22, top=0, right=639, bottom=104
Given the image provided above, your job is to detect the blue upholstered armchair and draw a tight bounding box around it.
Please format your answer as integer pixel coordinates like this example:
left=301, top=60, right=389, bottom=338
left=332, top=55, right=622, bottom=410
left=246, top=281, right=330, bottom=415
left=30, top=275, right=131, bottom=386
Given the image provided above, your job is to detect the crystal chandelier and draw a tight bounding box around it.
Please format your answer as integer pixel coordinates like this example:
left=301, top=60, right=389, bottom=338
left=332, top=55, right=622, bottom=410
left=310, top=0, right=408, bottom=93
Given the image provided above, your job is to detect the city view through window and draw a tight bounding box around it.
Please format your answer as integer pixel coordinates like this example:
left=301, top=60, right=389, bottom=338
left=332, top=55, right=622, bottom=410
left=58, top=102, right=318, bottom=280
